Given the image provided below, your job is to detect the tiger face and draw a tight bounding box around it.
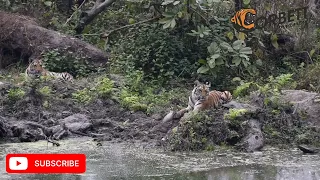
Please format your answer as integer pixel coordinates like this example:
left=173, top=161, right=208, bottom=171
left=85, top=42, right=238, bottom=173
left=192, top=80, right=211, bottom=102
left=28, top=59, right=44, bottom=74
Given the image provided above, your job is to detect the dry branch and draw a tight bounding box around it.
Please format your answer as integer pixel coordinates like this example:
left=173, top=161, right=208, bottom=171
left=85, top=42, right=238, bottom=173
left=0, top=11, right=108, bottom=67
left=76, top=0, right=117, bottom=33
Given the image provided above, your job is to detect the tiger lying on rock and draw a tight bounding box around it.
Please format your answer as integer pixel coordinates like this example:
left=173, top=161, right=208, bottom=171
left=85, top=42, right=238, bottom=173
left=159, top=80, right=233, bottom=141
left=25, top=58, right=74, bottom=82
left=178, top=80, right=232, bottom=115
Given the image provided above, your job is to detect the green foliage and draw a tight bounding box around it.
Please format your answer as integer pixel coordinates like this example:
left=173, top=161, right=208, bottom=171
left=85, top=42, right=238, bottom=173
left=39, top=86, right=52, bottom=96
left=72, top=88, right=92, bottom=104
left=224, top=108, right=248, bottom=120
left=93, top=77, right=114, bottom=98
left=7, top=88, right=25, bottom=101
left=117, top=70, right=189, bottom=114
left=110, top=24, right=196, bottom=83
left=119, top=89, right=148, bottom=112
left=197, top=40, right=253, bottom=75
left=42, top=50, right=98, bottom=78
left=233, top=73, right=295, bottom=99
left=297, top=62, right=320, bottom=92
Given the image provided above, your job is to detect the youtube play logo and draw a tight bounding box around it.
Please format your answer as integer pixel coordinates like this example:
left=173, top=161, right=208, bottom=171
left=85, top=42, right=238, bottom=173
left=9, top=157, right=28, bottom=170
left=6, top=153, right=86, bottom=174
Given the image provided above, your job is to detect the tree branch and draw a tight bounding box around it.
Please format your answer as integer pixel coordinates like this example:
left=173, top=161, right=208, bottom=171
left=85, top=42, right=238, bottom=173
left=75, top=0, right=117, bottom=34
left=65, top=0, right=87, bottom=25
left=100, top=16, right=161, bottom=39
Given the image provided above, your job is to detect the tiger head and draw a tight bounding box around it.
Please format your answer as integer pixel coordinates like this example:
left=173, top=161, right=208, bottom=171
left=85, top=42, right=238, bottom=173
left=192, top=80, right=211, bottom=102
left=221, top=91, right=232, bottom=102
left=231, top=8, right=256, bottom=32
left=28, top=59, right=45, bottom=75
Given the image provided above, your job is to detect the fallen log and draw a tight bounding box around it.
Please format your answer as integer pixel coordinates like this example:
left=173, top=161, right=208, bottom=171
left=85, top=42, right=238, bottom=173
left=0, top=11, right=108, bottom=67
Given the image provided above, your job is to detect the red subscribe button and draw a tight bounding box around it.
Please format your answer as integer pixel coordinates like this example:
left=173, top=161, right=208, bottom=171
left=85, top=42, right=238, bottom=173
left=6, top=154, right=86, bottom=174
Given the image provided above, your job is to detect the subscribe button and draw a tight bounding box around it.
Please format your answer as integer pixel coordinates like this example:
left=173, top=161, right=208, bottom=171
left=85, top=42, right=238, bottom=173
left=6, top=154, right=86, bottom=174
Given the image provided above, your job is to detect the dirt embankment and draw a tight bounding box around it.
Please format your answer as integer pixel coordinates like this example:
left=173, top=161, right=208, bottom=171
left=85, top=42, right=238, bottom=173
left=0, top=77, right=320, bottom=152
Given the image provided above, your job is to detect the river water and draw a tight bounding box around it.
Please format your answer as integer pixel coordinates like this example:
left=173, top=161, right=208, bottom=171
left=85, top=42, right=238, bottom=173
left=0, top=138, right=319, bottom=180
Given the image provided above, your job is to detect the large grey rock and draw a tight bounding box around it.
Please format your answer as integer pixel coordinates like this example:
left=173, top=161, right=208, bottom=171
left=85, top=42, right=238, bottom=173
left=237, top=119, right=264, bottom=152
left=60, top=114, right=93, bottom=132
left=280, top=90, right=320, bottom=126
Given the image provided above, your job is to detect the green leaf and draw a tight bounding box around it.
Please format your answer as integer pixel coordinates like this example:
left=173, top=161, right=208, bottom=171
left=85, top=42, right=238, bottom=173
left=162, top=12, right=176, bottom=17
left=82, top=26, right=91, bottom=34
left=242, top=59, right=250, bottom=67
left=211, top=54, right=220, bottom=60
left=226, top=31, right=234, bottom=40
left=256, top=59, right=263, bottom=66
left=215, top=58, right=224, bottom=65
left=220, top=42, right=233, bottom=52
left=208, top=58, right=216, bottom=68
left=271, top=41, right=279, bottom=49
left=198, top=59, right=206, bottom=64
left=239, top=54, right=249, bottom=60
left=161, top=0, right=174, bottom=5
left=232, top=57, right=241, bottom=66
left=243, top=0, right=250, bottom=5
left=158, top=17, right=171, bottom=24
left=232, top=77, right=242, bottom=82
left=197, top=65, right=210, bottom=74
left=173, top=1, right=180, bottom=5
left=163, top=21, right=171, bottom=29
left=258, top=40, right=265, bottom=47
left=44, top=1, right=52, bottom=6
left=207, top=42, right=220, bottom=54
left=271, top=33, right=279, bottom=48
left=232, top=40, right=245, bottom=50
left=170, top=19, right=176, bottom=28
left=238, top=32, right=246, bottom=40
left=271, top=34, right=278, bottom=42
left=310, top=49, right=316, bottom=57
left=239, top=47, right=253, bottom=54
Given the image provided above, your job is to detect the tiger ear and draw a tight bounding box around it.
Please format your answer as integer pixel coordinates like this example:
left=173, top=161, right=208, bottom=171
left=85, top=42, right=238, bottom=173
left=194, top=80, right=201, bottom=86
left=206, top=82, right=211, bottom=87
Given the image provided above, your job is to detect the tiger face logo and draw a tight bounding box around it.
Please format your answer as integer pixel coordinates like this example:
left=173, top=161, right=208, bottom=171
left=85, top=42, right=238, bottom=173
left=231, top=9, right=257, bottom=33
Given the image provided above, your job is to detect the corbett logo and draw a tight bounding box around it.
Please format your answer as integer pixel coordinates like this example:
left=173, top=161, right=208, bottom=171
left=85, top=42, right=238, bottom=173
left=231, top=6, right=309, bottom=33
left=231, top=9, right=257, bottom=33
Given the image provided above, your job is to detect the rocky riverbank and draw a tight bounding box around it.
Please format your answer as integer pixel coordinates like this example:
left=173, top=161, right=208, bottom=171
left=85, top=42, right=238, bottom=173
left=0, top=74, right=320, bottom=153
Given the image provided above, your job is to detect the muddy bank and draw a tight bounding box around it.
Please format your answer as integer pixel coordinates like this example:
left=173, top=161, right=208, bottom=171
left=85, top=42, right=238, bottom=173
left=0, top=76, right=320, bottom=152
left=0, top=77, right=172, bottom=147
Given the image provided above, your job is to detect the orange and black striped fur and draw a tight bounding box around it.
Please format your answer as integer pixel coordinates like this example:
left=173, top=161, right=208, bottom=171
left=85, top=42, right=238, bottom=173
left=25, top=59, right=74, bottom=82
left=182, top=80, right=232, bottom=113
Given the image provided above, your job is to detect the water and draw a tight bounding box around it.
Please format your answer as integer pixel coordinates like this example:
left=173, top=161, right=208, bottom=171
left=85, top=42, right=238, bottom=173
left=0, top=138, right=319, bottom=180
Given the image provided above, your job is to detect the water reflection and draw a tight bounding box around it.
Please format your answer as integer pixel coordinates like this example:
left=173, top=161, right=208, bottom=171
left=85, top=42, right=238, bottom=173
left=0, top=139, right=320, bottom=180
left=2, top=164, right=319, bottom=180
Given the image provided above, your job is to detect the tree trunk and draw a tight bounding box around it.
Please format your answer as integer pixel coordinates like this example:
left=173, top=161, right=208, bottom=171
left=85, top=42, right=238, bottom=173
left=0, top=11, right=108, bottom=67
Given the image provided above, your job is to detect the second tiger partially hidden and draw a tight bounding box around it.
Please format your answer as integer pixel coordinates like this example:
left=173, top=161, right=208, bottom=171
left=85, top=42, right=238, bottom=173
left=25, top=59, right=74, bottom=82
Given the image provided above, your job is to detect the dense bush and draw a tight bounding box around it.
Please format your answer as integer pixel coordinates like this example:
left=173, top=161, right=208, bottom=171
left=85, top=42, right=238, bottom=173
left=109, top=24, right=199, bottom=84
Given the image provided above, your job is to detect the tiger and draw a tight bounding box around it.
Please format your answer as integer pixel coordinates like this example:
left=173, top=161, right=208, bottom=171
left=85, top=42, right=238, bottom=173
left=230, top=8, right=256, bottom=32
left=25, top=59, right=74, bottom=82
left=180, top=80, right=232, bottom=114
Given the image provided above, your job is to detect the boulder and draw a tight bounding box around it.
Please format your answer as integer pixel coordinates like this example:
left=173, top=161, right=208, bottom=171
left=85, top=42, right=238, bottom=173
left=280, top=90, right=320, bottom=126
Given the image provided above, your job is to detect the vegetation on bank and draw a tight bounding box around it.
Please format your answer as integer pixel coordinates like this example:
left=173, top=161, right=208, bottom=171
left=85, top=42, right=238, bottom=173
left=0, top=0, right=320, bottom=150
